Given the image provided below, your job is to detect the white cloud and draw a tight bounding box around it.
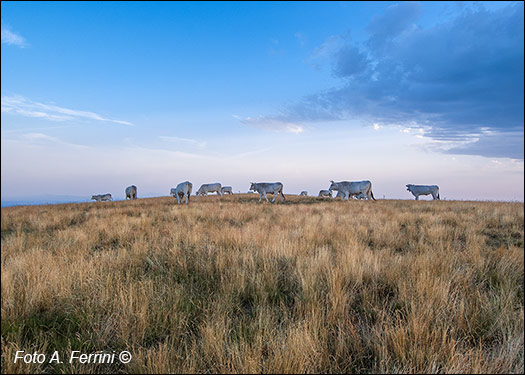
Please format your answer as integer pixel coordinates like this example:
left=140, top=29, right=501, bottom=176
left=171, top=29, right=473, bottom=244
left=1, top=95, right=133, bottom=126
left=159, top=136, right=207, bottom=149
left=1, top=25, right=27, bottom=47
left=235, top=115, right=304, bottom=134
left=8, top=132, right=91, bottom=149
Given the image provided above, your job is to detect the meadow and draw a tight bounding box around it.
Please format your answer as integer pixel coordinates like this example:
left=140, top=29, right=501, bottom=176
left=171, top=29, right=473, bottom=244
left=1, top=195, right=523, bottom=374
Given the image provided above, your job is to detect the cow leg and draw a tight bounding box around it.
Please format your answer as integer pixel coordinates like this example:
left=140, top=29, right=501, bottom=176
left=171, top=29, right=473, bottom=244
left=344, top=192, right=349, bottom=201
left=415, top=195, right=419, bottom=200
left=263, top=192, right=270, bottom=203
left=258, top=193, right=263, bottom=203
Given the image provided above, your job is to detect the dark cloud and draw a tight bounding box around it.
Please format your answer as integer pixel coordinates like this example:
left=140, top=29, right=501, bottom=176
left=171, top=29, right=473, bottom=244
left=332, top=44, right=370, bottom=78
left=260, top=3, right=524, bottom=159
left=445, top=131, right=524, bottom=160
left=366, top=2, right=421, bottom=51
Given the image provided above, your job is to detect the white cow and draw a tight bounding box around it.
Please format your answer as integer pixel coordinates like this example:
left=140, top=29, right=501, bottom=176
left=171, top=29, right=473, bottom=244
left=221, top=186, right=233, bottom=195
left=91, top=193, right=112, bottom=202
left=300, top=191, right=308, bottom=196
left=196, top=183, right=222, bottom=197
left=249, top=182, right=285, bottom=203
left=125, top=185, right=137, bottom=200
left=328, top=180, right=376, bottom=201
left=406, top=184, right=440, bottom=200
left=318, top=190, right=332, bottom=198
left=171, top=181, right=193, bottom=204
left=334, top=191, right=345, bottom=200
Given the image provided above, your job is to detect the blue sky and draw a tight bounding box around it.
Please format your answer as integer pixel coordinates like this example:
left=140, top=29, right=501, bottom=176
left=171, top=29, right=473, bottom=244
left=1, top=1, right=523, bottom=201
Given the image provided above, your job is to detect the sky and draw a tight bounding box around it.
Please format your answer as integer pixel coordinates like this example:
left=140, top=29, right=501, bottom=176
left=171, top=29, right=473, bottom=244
left=1, top=1, right=524, bottom=202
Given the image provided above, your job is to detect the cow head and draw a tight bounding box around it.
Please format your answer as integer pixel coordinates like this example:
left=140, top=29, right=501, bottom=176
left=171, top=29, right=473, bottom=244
left=328, top=180, right=338, bottom=192
left=249, top=182, right=256, bottom=191
left=406, top=184, right=413, bottom=191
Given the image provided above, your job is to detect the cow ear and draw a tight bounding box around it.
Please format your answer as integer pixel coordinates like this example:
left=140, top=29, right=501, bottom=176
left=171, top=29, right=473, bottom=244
left=330, top=180, right=334, bottom=183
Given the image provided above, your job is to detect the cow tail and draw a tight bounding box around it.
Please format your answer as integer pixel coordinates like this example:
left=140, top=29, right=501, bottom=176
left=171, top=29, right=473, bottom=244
left=370, top=188, right=376, bottom=201
left=437, top=192, right=440, bottom=200
left=281, top=186, right=286, bottom=201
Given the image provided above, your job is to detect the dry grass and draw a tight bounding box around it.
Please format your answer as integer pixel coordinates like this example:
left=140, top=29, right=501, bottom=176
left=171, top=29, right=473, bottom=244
left=1, top=194, right=523, bottom=373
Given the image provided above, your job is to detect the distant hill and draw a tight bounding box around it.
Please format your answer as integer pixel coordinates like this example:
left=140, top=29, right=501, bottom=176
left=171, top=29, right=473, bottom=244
left=1, top=194, right=92, bottom=207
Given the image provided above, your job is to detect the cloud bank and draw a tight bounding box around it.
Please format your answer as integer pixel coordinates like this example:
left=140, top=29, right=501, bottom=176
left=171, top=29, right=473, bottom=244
left=249, top=2, right=524, bottom=159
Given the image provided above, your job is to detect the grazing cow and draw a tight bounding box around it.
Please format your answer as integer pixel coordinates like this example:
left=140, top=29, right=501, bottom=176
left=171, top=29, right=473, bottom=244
left=196, top=183, right=222, bottom=197
left=91, top=193, right=112, bottom=202
left=125, top=185, right=137, bottom=200
left=328, top=180, right=376, bottom=201
left=318, top=190, right=332, bottom=198
left=249, top=182, right=285, bottom=203
left=300, top=191, right=308, bottom=196
left=406, top=184, right=440, bottom=200
left=221, top=186, right=233, bottom=195
left=171, top=181, right=193, bottom=204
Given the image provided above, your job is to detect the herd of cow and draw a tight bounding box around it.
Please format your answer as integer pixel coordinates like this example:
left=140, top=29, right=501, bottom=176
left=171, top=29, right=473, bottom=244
left=91, top=181, right=441, bottom=204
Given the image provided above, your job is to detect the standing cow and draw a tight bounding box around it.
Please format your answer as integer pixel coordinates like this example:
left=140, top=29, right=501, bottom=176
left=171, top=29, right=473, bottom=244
left=196, top=183, right=222, bottom=197
left=170, top=181, right=193, bottom=205
left=406, top=184, right=440, bottom=200
left=328, top=180, right=376, bottom=201
left=125, top=185, right=137, bottom=200
left=249, top=182, right=285, bottom=203
left=334, top=191, right=345, bottom=200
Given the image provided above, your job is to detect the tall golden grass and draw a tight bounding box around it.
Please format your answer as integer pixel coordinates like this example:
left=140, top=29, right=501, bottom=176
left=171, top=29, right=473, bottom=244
left=1, top=195, right=523, bottom=373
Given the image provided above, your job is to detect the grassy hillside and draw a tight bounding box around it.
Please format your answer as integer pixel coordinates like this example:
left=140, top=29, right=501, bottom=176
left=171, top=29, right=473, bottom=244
left=1, top=195, right=523, bottom=373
